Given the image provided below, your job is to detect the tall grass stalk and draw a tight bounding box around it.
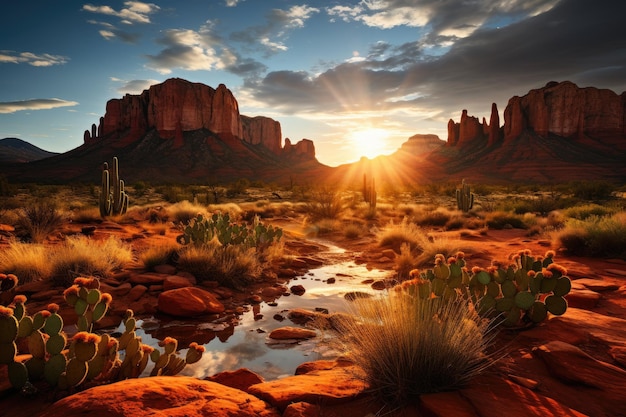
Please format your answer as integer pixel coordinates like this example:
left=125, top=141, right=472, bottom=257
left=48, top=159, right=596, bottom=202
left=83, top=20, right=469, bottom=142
left=0, top=242, right=53, bottom=283
left=336, top=291, right=496, bottom=406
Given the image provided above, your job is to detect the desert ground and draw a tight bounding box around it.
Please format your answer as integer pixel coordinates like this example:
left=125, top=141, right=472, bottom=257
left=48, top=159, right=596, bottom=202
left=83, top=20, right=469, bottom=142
left=1, top=182, right=625, bottom=416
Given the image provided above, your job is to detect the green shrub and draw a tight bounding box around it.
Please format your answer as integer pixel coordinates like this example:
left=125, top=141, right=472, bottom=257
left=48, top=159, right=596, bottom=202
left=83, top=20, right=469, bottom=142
left=484, top=211, right=527, bottom=229
left=562, top=203, right=616, bottom=220
left=554, top=213, right=626, bottom=259
left=568, top=180, right=616, bottom=200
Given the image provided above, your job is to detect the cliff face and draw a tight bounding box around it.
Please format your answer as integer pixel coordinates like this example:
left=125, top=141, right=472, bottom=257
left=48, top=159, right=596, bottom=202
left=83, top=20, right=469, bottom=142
left=439, top=81, right=626, bottom=182
left=503, top=81, right=626, bottom=142
left=84, top=78, right=314, bottom=160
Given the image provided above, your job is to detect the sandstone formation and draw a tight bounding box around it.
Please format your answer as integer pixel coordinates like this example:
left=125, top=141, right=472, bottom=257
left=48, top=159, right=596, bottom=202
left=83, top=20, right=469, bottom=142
left=83, top=78, right=315, bottom=161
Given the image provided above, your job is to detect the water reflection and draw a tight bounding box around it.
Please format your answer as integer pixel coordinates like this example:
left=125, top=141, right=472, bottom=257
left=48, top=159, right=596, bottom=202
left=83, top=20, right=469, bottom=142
left=133, top=257, right=392, bottom=381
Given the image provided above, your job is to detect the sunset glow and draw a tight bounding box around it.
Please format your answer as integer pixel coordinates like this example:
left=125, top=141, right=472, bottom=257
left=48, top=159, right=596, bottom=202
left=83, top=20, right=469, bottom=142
left=349, top=128, right=390, bottom=160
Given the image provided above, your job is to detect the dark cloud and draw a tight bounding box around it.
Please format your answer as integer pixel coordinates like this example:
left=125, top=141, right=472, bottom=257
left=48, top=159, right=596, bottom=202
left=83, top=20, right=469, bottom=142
left=248, top=0, right=626, bottom=119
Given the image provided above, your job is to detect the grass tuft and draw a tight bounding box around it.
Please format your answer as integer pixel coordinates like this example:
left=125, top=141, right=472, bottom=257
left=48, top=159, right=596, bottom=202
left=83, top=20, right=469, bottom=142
left=336, top=291, right=496, bottom=406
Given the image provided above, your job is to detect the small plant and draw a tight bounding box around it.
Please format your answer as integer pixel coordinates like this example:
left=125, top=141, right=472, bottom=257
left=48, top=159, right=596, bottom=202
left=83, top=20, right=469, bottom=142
left=99, top=157, right=129, bottom=217
left=456, top=179, right=474, bottom=212
left=304, top=186, right=345, bottom=219
left=377, top=217, right=428, bottom=253
left=15, top=199, right=65, bottom=243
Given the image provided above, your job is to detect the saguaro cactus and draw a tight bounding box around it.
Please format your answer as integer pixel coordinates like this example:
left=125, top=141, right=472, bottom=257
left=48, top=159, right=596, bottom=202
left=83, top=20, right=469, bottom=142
left=363, top=174, right=377, bottom=210
left=99, top=157, right=129, bottom=217
left=456, top=179, right=474, bottom=212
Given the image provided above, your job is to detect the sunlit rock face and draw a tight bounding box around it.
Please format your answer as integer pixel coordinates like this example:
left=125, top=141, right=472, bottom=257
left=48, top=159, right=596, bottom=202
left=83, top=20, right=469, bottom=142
left=503, top=81, right=626, bottom=142
left=85, top=78, right=313, bottom=160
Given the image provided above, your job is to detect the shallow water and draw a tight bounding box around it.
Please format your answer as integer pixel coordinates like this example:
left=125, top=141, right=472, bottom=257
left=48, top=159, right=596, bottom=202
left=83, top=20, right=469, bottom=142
left=127, top=246, right=393, bottom=381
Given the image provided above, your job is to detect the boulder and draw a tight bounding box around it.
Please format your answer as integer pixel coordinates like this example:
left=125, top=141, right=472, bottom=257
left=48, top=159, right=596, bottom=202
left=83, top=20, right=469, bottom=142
left=39, top=376, right=280, bottom=417
left=157, top=287, right=225, bottom=317
left=268, top=326, right=317, bottom=340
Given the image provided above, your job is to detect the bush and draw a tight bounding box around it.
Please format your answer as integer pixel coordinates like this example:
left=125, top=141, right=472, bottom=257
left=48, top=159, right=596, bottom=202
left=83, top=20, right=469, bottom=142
left=484, top=211, right=528, bottom=229
left=0, top=242, right=52, bottom=283
left=568, top=180, right=616, bottom=200
left=377, top=217, right=428, bottom=253
left=139, top=242, right=180, bottom=271
left=15, top=199, right=66, bottom=243
left=304, top=186, right=345, bottom=219
left=166, top=200, right=209, bottom=224
left=176, top=242, right=261, bottom=289
left=51, top=235, right=133, bottom=287
left=554, top=213, right=626, bottom=259
left=336, top=291, right=494, bottom=406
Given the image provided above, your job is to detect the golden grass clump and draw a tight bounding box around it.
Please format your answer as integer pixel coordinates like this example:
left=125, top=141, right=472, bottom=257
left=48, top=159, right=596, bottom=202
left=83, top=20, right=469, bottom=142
left=51, top=235, right=133, bottom=286
left=166, top=200, right=210, bottom=225
left=15, top=200, right=66, bottom=243
left=336, top=291, right=495, bottom=406
left=377, top=217, right=429, bottom=253
left=0, top=242, right=53, bottom=283
left=176, top=242, right=261, bottom=289
left=139, top=241, right=180, bottom=271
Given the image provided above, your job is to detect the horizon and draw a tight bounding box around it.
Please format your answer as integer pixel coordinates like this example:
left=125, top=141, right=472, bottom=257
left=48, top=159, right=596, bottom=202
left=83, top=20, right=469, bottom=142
left=1, top=0, right=625, bottom=167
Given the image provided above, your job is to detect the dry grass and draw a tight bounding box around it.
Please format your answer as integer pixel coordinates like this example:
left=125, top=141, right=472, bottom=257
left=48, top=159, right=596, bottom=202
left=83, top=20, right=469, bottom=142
left=377, top=217, right=429, bottom=253
left=0, top=242, right=53, bottom=283
left=166, top=200, right=210, bottom=224
left=15, top=200, right=66, bottom=243
left=70, top=206, right=102, bottom=223
left=50, top=235, right=133, bottom=286
left=176, top=242, right=261, bottom=289
left=139, top=241, right=180, bottom=271
left=336, top=291, right=496, bottom=407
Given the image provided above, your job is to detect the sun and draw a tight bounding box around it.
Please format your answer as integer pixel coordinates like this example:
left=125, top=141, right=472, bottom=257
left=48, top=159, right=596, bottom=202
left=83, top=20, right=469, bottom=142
left=348, top=128, right=390, bottom=160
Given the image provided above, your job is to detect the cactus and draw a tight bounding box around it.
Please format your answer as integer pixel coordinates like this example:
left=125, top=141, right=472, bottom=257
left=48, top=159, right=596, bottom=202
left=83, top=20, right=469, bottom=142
left=362, top=174, right=377, bottom=210
left=399, top=249, right=571, bottom=328
left=99, top=157, right=129, bottom=217
left=456, top=179, right=474, bottom=212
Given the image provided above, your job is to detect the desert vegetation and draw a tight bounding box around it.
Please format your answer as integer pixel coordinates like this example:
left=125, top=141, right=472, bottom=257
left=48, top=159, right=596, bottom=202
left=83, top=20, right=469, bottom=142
left=0, top=177, right=625, bottom=411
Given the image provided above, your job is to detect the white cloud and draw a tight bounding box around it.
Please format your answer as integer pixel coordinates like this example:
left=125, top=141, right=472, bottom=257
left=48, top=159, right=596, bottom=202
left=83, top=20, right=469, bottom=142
left=0, top=99, right=79, bottom=114
left=0, top=51, right=69, bottom=67
left=82, top=1, right=160, bottom=24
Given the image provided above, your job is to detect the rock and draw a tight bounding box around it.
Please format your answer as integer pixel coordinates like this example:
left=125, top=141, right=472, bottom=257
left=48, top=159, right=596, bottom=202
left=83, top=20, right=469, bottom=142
left=247, top=365, right=368, bottom=411
left=163, top=275, right=194, bottom=291
left=157, top=287, right=225, bottom=317
left=108, top=282, right=132, bottom=297
left=39, top=376, right=280, bottom=417
left=283, top=402, right=321, bottom=417
left=565, top=288, right=601, bottom=309
left=572, top=278, right=620, bottom=291
left=269, top=326, right=317, bottom=340
left=153, top=264, right=177, bottom=275
left=206, top=368, right=265, bottom=391
left=129, top=272, right=167, bottom=285
left=282, top=138, right=316, bottom=161
left=290, top=284, right=306, bottom=296
left=127, top=284, right=147, bottom=302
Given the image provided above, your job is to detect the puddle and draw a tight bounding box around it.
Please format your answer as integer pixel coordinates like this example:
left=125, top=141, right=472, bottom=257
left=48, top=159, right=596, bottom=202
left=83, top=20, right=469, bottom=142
left=126, top=244, right=393, bottom=381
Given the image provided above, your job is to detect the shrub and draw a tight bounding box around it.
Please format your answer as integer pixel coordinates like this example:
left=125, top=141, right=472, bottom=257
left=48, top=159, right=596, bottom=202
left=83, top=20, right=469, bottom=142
left=484, top=211, right=527, bottom=229
left=15, top=199, right=66, bottom=243
left=343, top=223, right=365, bottom=239
left=51, top=235, right=133, bottom=287
left=304, top=186, right=345, bottom=219
left=568, top=180, right=616, bottom=200
left=166, top=200, right=209, bottom=225
left=336, top=291, right=495, bottom=406
left=562, top=203, right=616, bottom=220
left=377, top=217, right=428, bottom=253
left=176, top=242, right=261, bottom=289
left=413, top=208, right=452, bottom=227
left=139, top=242, right=180, bottom=271
left=71, top=206, right=102, bottom=223
left=0, top=242, right=52, bottom=283
left=554, top=213, right=626, bottom=259
left=394, top=243, right=418, bottom=281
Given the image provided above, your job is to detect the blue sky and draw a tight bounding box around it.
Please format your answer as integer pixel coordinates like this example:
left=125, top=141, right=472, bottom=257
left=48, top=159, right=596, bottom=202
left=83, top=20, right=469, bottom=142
left=1, top=0, right=625, bottom=166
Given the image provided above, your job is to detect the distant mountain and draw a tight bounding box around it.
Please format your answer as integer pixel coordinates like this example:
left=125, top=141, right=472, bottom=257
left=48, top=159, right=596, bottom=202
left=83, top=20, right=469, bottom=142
left=0, top=78, right=329, bottom=184
left=0, top=138, right=58, bottom=163
left=1, top=79, right=624, bottom=185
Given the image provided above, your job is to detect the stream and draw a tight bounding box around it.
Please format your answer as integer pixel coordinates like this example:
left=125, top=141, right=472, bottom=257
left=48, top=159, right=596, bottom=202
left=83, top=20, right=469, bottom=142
left=125, top=241, right=393, bottom=381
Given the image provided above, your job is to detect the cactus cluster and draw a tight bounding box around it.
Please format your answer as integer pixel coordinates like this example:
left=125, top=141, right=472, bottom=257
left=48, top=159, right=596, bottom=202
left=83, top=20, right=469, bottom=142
left=99, top=157, right=129, bottom=217
left=362, top=174, right=377, bottom=210
left=400, top=249, right=571, bottom=327
left=1, top=274, right=204, bottom=392
left=177, top=212, right=282, bottom=250
left=456, top=179, right=474, bottom=212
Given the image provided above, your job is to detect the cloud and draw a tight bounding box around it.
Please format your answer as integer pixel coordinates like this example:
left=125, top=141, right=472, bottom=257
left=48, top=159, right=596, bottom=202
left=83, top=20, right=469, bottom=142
left=144, top=22, right=266, bottom=78
left=87, top=20, right=140, bottom=42
left=246, top=0, right=626, bottom=123
left=0, top=51, right=69, bottom=67
left=0, top=99, right=79, bottom=114
left=230, top=5, right=320, bottom=55
left=112, top=78, right=161, bottom=95
left=82, top=1, right=160, bottom=24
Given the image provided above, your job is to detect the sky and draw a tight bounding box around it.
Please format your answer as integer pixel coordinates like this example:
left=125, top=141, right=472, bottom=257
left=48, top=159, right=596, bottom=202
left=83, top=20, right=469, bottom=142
left=1, top=0, right=625, bottom=167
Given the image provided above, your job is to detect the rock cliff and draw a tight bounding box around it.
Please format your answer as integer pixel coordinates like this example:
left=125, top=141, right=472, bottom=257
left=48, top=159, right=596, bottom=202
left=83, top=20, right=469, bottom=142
left=83, top=78, right=315, bottom=161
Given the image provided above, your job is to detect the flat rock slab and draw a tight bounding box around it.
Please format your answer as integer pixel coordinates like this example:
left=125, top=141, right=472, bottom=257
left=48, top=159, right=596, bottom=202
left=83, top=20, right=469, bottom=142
left=157, top=287, right=225, bottom=317
left=269, top=326, right=317, bottom=340
left=247, top=366, right=369, bottom=411
left=573, top=278, right=620, bottom=291
left=39, top=376, right=280, bottom=417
